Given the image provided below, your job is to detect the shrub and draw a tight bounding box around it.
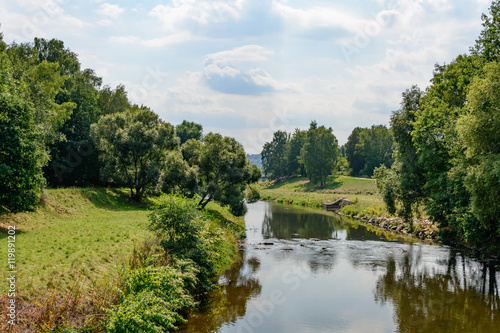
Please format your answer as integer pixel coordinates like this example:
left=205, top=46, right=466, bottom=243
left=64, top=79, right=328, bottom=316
left=106, top=264, right=197, bottom=333
left=246, top=184, right=261, bottom=203
left=340, top=205, right=359, bottom=217
left=148, top=194, right=235, bottom=291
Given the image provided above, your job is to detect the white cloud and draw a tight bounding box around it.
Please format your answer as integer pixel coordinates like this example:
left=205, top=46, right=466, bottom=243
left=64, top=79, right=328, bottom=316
left=149, top=0, right=245, bottom=32
left=109, top=32, right=195, bottom=47
left=95, top=3, right=125, bottom=19
left=205, top=45, right=274, bottom=66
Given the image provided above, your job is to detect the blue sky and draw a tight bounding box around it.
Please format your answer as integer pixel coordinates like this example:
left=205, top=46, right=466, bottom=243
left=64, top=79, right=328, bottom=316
left=0, top=0, right=492, bottom=153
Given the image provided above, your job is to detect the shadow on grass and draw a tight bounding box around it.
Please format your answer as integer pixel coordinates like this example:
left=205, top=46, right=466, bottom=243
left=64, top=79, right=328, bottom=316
left=78, top=187, right=151, bottom=211
left=0, top=226, right=25, bottom=240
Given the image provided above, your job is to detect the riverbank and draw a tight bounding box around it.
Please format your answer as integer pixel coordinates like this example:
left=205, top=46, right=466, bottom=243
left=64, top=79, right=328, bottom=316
left=0, top=188, right=244, bottom=332
left=259, top=176, right=439, bottom=243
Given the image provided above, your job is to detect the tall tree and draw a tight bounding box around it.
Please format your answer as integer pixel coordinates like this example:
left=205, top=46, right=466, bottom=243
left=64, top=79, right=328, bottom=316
left=457, top=61, right=500, bottom=252
left=286, top=129, right=306, bottom=176
left=261, top=130, right=289, bottom=180
left=345, top=127, right=365, bottom=176
left=472, top=0, right=500, bottom=61
left=176, top=120, right=203, bottom=144
left=0, top=53, right=45, bottom=213
left=90, top=106, right=178, bottom=200
left=301, top=121, right=338, bottom=186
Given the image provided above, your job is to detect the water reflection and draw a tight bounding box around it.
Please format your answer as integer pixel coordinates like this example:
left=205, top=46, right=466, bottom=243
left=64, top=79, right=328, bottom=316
left=179, top=252, right=262, bottom=333
left=262, top=204, right=385, bottom=241
left=375, top=247, right=500, bottom=332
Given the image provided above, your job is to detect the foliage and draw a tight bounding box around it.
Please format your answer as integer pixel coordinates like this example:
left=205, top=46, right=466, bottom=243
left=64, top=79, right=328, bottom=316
left=148, top=194, right=236, bottom=291
left=91, top=106, right=178, bottom=200
left=158, top=150, right=198, bottom=197
left=176, top=120, right=203, bottom=144
left=246, top=184, right=261, bottom=203
left=195, top=133, right=261, bottom=215
left=301, top=121, right=339, bottom=185
left=286, top=129, right=306, bottom=176
left=261, top=130, right=289, bottom=180
left=0, top=52, right=45, bottom=213
left=472, top=0, right=500, bottom=61
left=345, top=125, right=393, bottom=177
left=106, top=264, right=197, bottom=333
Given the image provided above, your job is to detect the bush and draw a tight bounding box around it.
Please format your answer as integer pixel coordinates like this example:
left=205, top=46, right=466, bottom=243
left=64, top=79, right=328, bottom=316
left=106, top=264, right=198, bottom=333
left=246, top=184, right=261, bottom=203
left=340, top=205, right=359, bottom=217
left=148, top=194, right=235, bottom=291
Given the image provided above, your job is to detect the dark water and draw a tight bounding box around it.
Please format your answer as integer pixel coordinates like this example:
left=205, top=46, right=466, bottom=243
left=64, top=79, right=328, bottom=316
left=180, top=201, right=500, bottom=333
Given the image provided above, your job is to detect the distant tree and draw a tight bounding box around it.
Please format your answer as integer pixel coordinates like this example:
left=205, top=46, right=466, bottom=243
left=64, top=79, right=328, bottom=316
left=301, top=121, right=338, bottom=186
left=286, top=129, right=306, bottom=176
left=345, top=127, right=365, bottom=176
left=359, top=125, right=393, bottom=176
left=261, top=130, right=289, bottom=180
left=176, top=120, right=203, bottom=144
left=196, top=133, right=261, bottom=215
left=0, top=53, right=45, bottom=213
left=90, top=106, right=178, bottom=200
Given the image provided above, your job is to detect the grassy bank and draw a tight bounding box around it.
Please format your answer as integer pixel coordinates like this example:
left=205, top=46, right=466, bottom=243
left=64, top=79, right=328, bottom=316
left=260, top=175, right=384, bottom=211
left=0, top=188, right=244, bottom=332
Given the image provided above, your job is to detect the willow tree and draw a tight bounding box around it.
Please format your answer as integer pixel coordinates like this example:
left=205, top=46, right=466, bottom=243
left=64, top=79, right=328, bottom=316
left=91, top=105, right=177, bottom=200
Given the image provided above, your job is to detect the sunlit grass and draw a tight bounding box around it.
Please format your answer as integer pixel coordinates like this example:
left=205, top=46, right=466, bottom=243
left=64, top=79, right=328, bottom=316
left=0, top=188, right=153, bottom=297
left=260, top=175, right=385, bottom=211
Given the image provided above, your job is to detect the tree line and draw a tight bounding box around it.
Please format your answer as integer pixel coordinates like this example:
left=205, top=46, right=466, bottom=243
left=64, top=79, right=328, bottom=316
left=375, top=0, right=500, bottom=255
left=0, top=34, right=259, bottom=216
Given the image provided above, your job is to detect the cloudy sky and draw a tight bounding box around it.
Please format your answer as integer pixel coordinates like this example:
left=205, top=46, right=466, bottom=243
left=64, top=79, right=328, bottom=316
left=0, top=0, right=492, bottom=153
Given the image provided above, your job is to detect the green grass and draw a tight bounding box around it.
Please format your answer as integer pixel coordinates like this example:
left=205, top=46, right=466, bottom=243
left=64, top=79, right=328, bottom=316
left=260, top=175, right=385, bottom=211
left=0, top=187, right=154, bottom=296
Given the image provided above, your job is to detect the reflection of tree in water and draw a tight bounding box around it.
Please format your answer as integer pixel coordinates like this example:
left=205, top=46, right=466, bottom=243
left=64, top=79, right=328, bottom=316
left=307, top=249, right=336, bottom=274
left=375, top=248, right=500, bottom=332
left=179, top=252, right=262, bottom=332
left=262, top=205, right=336, bottom=239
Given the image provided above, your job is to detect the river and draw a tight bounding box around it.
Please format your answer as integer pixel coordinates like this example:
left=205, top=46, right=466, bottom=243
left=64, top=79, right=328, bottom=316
left=180, top=201, right=500, bottom=333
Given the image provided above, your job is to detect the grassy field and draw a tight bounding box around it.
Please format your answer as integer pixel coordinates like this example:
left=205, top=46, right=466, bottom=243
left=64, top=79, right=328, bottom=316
left=0, top=188, right=155, bottom=296
left=0, top=188, right=245, bottom=297
left=259, top=175, right=385, bottom=212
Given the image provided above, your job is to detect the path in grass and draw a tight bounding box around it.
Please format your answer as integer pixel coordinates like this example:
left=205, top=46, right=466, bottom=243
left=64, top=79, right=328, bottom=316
left=0, top=188, right=153, bottom=296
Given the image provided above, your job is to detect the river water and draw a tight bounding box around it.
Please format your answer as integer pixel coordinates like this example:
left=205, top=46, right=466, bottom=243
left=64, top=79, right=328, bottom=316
left=180, top=201, right=500, bottom=333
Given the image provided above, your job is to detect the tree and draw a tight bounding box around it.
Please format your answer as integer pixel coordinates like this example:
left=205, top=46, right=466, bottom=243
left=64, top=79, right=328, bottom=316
left=196, top=133, right=261, bottom=215
left=176, top=120, right=203, bottom=144
left=345, top=127, right=365, bottom=176
left=90, top=106, right=178, bottom=200
left=261, top=130, right=289, bottom=180
left=301, top=121, right=338, bottom=186
left=98, top=84, right=130, bottom=115
left=0, top=53, right=45, bottom=213
left=286, top=129, right=306, bottom=176
left=358, top=125, right=393, bottom=176
left=472, top=0, right=500, bottom=61
left=457, top=61, right=500, bottom=252
left=158, top=150, right=198, bottom=197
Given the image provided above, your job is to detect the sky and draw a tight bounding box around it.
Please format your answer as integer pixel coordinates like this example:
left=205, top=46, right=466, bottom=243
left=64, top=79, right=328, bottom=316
left=0, top=0, right=493, bottom=153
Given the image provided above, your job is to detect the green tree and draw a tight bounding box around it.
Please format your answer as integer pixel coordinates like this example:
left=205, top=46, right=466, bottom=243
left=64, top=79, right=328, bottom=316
left=90, top=106, right=178, bottom=200
left=457, top=61, right=500, bottom=252
left=158, top=150, right=198, bottom=197
left=472, top=0, right=500, bottom=61
left=358, top=125, right=393, bottom=176
left=176, top=120, right=203, bottom=144
left=196, top=133, right=261, bottom=215
left=261, top=130, right=289, bottom=180
left=0, top=53, right=45, bottom=213
left=301, top=121, right=338, bottom=186
left=286, top=129, right=306, bottom=176
left=378, top=86, right=426, bottom=223
left=345, top=127, right=365, bottom=176
left=98, top=84, right=130, bottom=115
